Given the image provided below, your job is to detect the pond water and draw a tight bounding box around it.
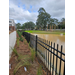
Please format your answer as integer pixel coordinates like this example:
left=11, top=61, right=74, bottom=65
left=32, top=33, right=65, bottom=52
left=31, top=33, right=65, bottom=75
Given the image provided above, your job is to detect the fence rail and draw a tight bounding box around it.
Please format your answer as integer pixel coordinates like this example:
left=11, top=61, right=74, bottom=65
left=22, top=32, right=65, bottom=75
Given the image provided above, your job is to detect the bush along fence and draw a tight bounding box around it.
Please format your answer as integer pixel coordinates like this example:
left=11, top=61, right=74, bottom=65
left=22, top=32, right=65, bottom=75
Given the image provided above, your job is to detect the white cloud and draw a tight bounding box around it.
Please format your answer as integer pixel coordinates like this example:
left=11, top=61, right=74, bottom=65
left=9, top=0, right=65, bottom=24
left=9, top=2, right=38, bottom=24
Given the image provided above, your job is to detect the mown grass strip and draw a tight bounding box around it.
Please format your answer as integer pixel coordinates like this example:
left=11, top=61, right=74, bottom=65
left=25, top=30, right=65, bottom=35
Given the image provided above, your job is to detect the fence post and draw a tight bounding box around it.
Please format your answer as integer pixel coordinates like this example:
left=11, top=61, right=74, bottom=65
left=35, top=35, right=37, bottom=57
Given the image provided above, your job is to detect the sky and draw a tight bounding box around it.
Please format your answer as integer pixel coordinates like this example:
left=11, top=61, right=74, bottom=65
left=9, top=0, right=65, bottom=25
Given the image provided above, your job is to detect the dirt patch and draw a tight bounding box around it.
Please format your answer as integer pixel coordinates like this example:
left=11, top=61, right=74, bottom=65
left=9, top=32, right=50, bottom=75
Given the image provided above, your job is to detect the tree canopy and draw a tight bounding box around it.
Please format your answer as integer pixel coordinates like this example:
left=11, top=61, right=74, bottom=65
left=16, top=23, right=21, bottom=29
left=36, top=7, right=51, bottom=30
left=24, top=21, right=35, bottom=30
left=16, top=21, right=35, bottom=30
left=58, top=18, right=65, bottom=29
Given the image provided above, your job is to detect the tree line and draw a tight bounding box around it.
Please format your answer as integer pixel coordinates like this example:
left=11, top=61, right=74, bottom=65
left=16, top=7, right=65, bottom=30
left=16, top=21, right=35, bottom=30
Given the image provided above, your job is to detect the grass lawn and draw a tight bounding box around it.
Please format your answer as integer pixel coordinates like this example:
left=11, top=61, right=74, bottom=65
left=25, top=30, right=65, bottom=35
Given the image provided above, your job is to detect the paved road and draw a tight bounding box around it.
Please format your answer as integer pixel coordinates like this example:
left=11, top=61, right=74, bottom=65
left=9, top=31, right=16, bottom=60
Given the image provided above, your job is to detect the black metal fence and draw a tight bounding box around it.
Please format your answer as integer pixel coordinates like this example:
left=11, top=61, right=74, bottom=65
left=22, top=32, right=65, bottom=75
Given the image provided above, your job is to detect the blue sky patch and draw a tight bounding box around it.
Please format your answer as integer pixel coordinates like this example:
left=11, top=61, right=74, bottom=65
left=18, top=2, right=21, bottom=8
left=22, top=4, right=26, bottom=9
left=16, top=20, right=20, bottom=23
left=18, top=5, right=20, bottom=8
left=28, top=10, right=31, bottom=13
left=33, top=10, right=37, bottom=12
left=30, top=5, right=32, bottom=9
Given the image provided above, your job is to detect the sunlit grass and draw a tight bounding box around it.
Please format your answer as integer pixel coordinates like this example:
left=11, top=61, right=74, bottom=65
left=25, top=30, right=65, bottom=35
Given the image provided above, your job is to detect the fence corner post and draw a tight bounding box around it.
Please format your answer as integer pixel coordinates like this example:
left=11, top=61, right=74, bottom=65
left=35, top=35, right=37, bottom=57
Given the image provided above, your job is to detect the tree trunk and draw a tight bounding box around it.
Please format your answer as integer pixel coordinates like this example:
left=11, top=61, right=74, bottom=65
left=50, top=25, right=51, bottom=31
left=54, top=25, right=56, bottom=31
left=47, top=24, right=48, bottom=31
left=52, top=25, right=53, bottom=31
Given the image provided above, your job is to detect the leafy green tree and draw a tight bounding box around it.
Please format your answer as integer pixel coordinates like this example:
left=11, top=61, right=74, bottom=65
left=48, top=18, right=58, bottom=29
left=24, top=21, right=35, bottom=30
left=16, top=23, right=21, bottom=29
left=61, top=18, right=65, bottom=22
left=58, top=18, right=65, bottom=29
left=21, top=23, right=25, bottom=29
left=53, top=18, right=58, bottom=25
left=36, top=7, right=51, bottom=30
left=61, top=18, right=65, bottom=29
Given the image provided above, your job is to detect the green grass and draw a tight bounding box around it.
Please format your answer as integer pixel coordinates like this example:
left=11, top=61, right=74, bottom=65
left=11, top=48, right=19, bottom=56
left=14, top=55, right=31, bottom=75
left=37, top=65, right=43, bottom=75
left=25, top=30, right=65, bottom=35
left=24, top=40, right=27, bottom=45
left=17, top=30, right=24, bottom=42
left=30, top=48, right=35, bottom=63
left=25, top=30, right=42, bottom=33
left=17, top=38, right=19, bottom=47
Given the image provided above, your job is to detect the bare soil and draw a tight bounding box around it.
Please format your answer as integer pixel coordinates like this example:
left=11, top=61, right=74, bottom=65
left=9, top=33, right=50, bottom=75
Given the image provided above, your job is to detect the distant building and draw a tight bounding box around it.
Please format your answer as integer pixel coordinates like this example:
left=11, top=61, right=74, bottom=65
left=9, top=19, right=15, bottom=31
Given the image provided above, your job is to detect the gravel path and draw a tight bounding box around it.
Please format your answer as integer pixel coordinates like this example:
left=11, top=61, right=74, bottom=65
left=9, top=31, right=16, bottom=60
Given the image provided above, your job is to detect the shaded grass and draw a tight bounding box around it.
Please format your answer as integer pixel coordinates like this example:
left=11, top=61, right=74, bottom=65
left=30, top=48, right=35, bottom=63
left=37, top=65, right=43, bottom=75
left=28, top=41, right=35, bottom=63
